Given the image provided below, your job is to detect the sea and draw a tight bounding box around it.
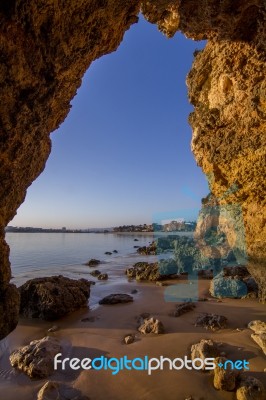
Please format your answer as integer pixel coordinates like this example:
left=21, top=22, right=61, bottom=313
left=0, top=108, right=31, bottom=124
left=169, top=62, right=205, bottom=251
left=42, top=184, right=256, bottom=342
left=6, top=232, right=157, bottom=304
left=6, top=231, right=192, bottom=307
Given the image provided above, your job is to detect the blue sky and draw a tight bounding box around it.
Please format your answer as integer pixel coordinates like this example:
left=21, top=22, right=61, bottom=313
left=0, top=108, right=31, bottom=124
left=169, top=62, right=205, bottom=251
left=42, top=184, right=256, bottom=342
left=10, top=16, right=208, bottom=229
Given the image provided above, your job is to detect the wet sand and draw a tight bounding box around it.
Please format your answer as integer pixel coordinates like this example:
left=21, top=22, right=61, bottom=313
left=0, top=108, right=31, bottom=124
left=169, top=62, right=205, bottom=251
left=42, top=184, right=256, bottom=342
left=0, top=278, right=265, bottom=400
left=0, top=280, right=266, bottom=400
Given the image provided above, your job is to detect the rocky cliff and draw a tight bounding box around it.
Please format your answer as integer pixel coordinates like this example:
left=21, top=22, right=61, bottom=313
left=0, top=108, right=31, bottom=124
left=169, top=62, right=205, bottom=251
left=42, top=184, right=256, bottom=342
left=0, top=0, right=265, bottom=339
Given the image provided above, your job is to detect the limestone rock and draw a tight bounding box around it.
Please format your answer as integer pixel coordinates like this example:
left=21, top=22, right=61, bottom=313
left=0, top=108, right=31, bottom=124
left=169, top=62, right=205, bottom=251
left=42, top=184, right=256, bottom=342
left=195, top=313, right=228, bottom=331
left=99, top=294, right=133, bottom=305
left=172, top=302, right=196, bottom=317
left=236, top=376, right=265, bottom=400
left=138, top=317, right=165, bottom=334
left=210, top=273, right=248, bottom=299
left=85, top=259, right=100, bottom=267
left=19, top=276, right=91, bottom=320
left=248, top=321, right=266, bottom=335
left=191, top=339, right=220, bottom=370
left=37, top=381, right=89, bottom=400
left=0, top=283, right=20, bottom=340
left=124, top=334, right=135, bottom=345
left=137, top=242, right=156, bottom=255
left=98, top=273, right=108, bottom=280
left=213, top=357, right=238, bottom=391
left=10, top=336, right=61, bottom=379
left=248, top=320, right=266, bottom=355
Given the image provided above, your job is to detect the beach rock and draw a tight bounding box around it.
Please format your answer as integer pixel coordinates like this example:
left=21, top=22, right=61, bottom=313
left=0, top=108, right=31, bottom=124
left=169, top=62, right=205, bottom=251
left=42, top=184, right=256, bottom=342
left=99, top=294, right=133, bottom=305
left=138, top=317, right=165, bottom=334
left=134, top=239, right=139, bottom=241
left=248, top=321, right=266, bottom=335
left=213, top=357, right=239, bottom=391
left=90, top=270, right=101, bottom=277
left=113, top=250, right=118, bottom=253
left=191, top=339, right=220, bottom=370
left=85, top=259, right=100, bottom=267
left=124, top=334, right=135, bottom=345
left=126, top=262, right=160, bottom=281
left=10, top=336, right=61, bottom=378
left=173, top=302, right=196, bottom=317
left=126, top=261, right=176, bottom=282
left=105, top=252, right=112, bottom=255
left=248, top=320, right=266, bottom=355
left=37, top=381, right=89, bottom=400
left=98, top=273, right=108, bottom=280
left=137, top=241, right=156, bottom=255
left=131, top=289, right=138, bottom=294
left=210, top=272, right=248, bottom=299
left=134, top=245, right=140, bottom=248
left=236, top=376, right=265, bottom=400
left=19, top=276, right=91, bottom=320
left=195, top=313, right=228, bottom=331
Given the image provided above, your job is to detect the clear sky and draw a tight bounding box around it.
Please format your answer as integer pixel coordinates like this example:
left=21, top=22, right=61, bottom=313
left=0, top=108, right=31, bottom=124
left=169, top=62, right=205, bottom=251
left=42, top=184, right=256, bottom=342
left=10, top=16, right=209, bottom=229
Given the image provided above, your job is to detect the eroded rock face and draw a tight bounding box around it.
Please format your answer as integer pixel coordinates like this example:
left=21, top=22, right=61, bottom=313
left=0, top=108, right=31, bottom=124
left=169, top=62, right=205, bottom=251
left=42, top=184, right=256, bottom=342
left=0, top=0, right=265, bottom=339
left=10, top=336, right=61, bottom=378
left=19, top=276, right=91, bottom=320
left=0, top=0, right=140, bottom=338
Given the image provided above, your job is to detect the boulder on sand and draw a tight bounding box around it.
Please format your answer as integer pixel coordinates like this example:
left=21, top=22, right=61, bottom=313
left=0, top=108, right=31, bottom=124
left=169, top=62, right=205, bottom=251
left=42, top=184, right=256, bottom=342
left=19, top=276, right=91, bottom=320
left=10, top=336, right=61, bottom=379
left=99, top=294, right=133, bottom=305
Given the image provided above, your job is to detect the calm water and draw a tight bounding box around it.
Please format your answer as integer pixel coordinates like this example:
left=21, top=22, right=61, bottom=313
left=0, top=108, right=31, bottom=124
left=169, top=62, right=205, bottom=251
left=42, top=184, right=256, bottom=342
left=6, top=232, right=156, bottom=286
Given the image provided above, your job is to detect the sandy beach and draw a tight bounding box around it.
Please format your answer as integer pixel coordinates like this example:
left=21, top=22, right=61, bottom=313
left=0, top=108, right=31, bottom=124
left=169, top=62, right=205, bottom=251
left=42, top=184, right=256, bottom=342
left=1, top=277, right=265, bottom=400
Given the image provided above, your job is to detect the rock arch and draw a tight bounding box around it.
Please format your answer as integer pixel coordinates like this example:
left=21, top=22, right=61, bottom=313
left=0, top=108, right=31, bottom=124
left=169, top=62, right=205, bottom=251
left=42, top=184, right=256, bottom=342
left=0, top=0, right=265, bottom=338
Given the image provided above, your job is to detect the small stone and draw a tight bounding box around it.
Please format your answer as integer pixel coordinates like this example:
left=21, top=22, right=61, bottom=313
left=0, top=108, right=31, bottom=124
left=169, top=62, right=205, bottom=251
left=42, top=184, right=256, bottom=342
left=47, top=325, right=59, bottom=333
left=105, top=251, right=112, bottom=255
left=173, top=302, right=196, bottom=317
left=138, top=317, right=165, bottom=334
left=113, top=250, right=118, bottom=253
left=195, top=313, right=228, bottom=331
left=98, top=273, right=108, bottom=280
left=85, top=259, right=100, bottom=267
left=99, top=294, right=133, bottom=305
left=124, top=334, right=135, bottom=345
left=131, top=289, right=138, bottom=294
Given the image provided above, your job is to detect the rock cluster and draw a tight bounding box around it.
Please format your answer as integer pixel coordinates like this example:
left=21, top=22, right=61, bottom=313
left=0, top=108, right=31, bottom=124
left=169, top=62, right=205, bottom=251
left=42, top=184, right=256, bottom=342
left=195, top=313, right=228, bottom=331
left=19, top=276, right=91, bottom=320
